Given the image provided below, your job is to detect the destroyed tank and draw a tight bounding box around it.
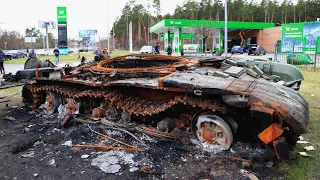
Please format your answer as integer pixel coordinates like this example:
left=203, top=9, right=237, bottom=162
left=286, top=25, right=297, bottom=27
left=7, top=54, right=309, bottom=158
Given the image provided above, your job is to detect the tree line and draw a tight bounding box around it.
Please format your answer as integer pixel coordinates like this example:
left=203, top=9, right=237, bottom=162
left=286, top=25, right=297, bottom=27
left=0, top=27, right=55, bottom=50
left=113, top=0, right=320, bottom=50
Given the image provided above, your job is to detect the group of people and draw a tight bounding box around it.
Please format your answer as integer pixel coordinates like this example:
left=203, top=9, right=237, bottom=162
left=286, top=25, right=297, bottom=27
left=94, top=47, right=109, bottom=56
left=154, top=42, right=173, bottom=56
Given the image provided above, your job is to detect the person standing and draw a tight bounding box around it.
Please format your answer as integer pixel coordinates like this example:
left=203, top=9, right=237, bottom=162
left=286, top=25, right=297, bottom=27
left=167, top=44, right=172, bottom=56
left=0, top=49, right=5, bottom=74
left=31, top=48, right=35, bottom=57
left=95, top=47, right=100, bottom=56
left=26, top=48, right=29, bottom=57
left=53, top=47, right=60, bottom=64
left=154, top=42, right=160, bottom=54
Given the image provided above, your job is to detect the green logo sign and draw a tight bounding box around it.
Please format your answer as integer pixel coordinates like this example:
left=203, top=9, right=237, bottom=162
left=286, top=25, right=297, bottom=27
left=282, top=23, right=303, bottom=39
left=57, top=7, right=67, bottom=22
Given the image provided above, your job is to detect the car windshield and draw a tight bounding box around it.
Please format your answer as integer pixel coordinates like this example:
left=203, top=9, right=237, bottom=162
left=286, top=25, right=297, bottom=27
left=8, top=50, right=19, bottom=53
left=141, top=46, right=152, bottom=51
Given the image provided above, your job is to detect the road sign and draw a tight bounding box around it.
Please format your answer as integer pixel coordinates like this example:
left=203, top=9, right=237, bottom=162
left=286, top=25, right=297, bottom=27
left=24, top=37, right=36, bottom=43
left=39, top=21, right=56, bottom=29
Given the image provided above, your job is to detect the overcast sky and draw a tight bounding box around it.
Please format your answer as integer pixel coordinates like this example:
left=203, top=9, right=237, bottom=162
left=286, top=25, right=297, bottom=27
left=0, top=0, right=298, bottom=39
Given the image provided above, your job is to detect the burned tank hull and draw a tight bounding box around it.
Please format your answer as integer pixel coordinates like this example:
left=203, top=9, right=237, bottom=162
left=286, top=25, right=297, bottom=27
left=11, top=54, right=308, bottom=158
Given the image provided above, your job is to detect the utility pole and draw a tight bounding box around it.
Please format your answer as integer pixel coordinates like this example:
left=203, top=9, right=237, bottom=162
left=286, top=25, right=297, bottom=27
left=112, top=28, right=115, bottom=50
left=294, top=5, right=296, bottom=23
left=224, top=0, right=228, bottom=57
left=127, top=14, right=129, bottom=50
left=107, top=0, right=110, bottom=52
left=147, top=0, right=150, bottom=46
left=43, top=29, right=46, bottom=50
left=46, top=26, right=49, bottom=50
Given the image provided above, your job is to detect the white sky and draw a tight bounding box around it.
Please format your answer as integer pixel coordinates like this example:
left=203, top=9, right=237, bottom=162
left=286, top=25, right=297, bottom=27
left=0, top=0, right=298, bottom=39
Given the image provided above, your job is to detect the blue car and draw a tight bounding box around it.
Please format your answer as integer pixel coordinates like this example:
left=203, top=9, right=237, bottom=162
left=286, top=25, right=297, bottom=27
left=231, top=45, right=244, bottom=54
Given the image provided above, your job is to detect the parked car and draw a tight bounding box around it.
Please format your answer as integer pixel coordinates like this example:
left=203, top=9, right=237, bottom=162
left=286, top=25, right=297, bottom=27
left=231, top=45, right=244, bottom=54
left=248, top=46, right=266, bottom=55
left=139, top=46, right=154, bottom=54
left=35, top=49, right=49, bottom=56
left=78, top=47, right=88, bottom=52
left=3, top=50, right=12, bottom=60
left=7, top=50, right=26, bottom=59
left=68, top=49, right=74, bottom=54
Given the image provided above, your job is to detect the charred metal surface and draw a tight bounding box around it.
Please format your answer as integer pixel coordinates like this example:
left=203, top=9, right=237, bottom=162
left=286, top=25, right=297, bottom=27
left=247, top=82, right=309, bottom=134
left=5, top=54, right=309, bottom=154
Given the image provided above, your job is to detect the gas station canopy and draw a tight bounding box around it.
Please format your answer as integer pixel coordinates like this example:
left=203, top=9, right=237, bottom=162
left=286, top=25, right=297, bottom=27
left=150, top=19, right=275, bottom=33
left=149, top=19, right=275, bottom=53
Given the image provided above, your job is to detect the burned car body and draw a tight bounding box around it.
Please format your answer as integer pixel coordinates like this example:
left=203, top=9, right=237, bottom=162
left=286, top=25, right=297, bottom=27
left=5, top=54, right=309, bottom=158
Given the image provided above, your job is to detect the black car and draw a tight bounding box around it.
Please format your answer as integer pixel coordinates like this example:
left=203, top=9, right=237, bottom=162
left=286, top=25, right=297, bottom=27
left=7, top=50, right=26, bottom=59
left=247, top=46, right=266, bottom=55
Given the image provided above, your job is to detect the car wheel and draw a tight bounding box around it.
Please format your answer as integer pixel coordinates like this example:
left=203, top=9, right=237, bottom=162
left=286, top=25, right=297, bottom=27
left=264, top=52, right=266, bottom=55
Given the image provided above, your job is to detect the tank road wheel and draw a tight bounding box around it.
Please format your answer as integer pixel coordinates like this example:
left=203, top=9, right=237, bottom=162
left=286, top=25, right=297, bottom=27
left=193, top=114, right=233, bottom=151
left=43, top=91, right=62, bottom=115
left=92, top=100, right=120, bottom=119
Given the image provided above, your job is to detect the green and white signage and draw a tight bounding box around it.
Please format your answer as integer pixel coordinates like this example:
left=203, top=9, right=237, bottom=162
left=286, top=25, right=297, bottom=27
left=57, top=7, right=67, bottom=23
left=282, top=23, right=303, bottom=39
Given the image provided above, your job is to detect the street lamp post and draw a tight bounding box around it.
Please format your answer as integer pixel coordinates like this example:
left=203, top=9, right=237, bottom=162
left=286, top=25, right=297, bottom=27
left=107, top=0, right=110, bottom=52
left=224, top=0, right=228, bottom=57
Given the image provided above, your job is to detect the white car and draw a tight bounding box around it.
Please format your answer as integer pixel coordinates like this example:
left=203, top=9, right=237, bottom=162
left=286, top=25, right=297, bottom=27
left=36, top=49, right=49, bottom=56
left=139, top=46, right=154, bottom=54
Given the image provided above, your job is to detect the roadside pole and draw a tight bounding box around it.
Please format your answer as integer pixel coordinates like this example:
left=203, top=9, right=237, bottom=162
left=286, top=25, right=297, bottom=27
left=274, top=44, right=277, bottom=62
left=224, top=0, right=228, bottom=57
left=46, top=26, right=49, bottom=50
left=129, top=21, right=132, bottom=53
left=314, top=42, right=317, bottom=72
left=107, top=0, right=110, bottom=52
left=292, top=42, right=294, bottom=65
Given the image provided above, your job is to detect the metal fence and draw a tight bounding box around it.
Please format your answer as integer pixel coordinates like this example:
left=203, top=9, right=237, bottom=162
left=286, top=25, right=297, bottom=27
left=273, top=41, right=320, bottom=71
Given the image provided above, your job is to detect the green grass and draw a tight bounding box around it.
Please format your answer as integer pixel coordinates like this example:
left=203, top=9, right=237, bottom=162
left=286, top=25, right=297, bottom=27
left=0, top=86, right=23, bottom=116
left=0, top=86, right=23, bottom=94
left=278, top=69, right=320, bottom=180
left=4, top=51, right=130, bottom=65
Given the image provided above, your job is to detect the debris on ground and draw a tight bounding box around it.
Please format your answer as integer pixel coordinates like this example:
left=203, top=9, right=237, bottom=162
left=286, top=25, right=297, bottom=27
left=81, top=154, right=90, bottom=159
left=21, top=151, right=35, bottom=158
left=297, top=140, right=311, bottom=144
left=299, top=135, right=304, bottom=140
left=299, top=152, right=312, bottom=157
left=303, top=146, right=315, bottom=151
left=62, top=140, right=72, bottom=147
left=3, top=116, right=17, bottom=123
left=91, top=150, right=136, bottom=174
left=240, top=169, right=259, bottom=180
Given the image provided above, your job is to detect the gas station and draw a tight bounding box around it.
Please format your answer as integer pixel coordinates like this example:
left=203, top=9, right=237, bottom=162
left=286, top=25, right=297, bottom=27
left=149, top=19, right=275, bottom=53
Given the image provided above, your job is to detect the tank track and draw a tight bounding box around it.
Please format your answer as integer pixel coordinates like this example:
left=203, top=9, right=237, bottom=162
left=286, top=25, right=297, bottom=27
left=27, top=84, right=226, bottom=116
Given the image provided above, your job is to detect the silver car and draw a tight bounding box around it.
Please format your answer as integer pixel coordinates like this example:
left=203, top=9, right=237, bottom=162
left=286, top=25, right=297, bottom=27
left=139, top=46, right=154, bottom=54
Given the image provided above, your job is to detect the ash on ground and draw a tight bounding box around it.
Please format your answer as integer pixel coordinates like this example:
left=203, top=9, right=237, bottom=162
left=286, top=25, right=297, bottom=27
left=0, top=107, right=283, bottom=180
